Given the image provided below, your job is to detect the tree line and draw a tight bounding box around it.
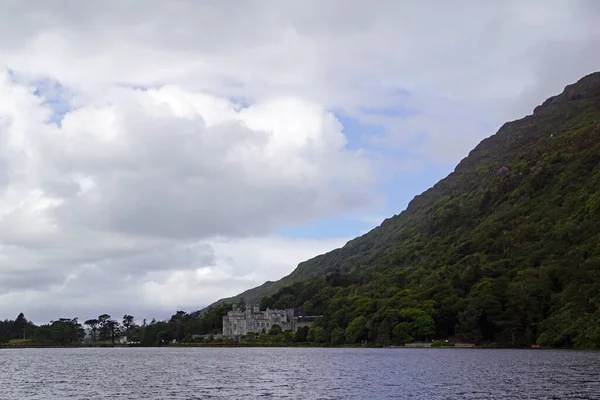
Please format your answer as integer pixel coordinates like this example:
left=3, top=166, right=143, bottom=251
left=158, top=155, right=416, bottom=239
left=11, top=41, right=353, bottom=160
left=0, top=304, right=232, bottom=347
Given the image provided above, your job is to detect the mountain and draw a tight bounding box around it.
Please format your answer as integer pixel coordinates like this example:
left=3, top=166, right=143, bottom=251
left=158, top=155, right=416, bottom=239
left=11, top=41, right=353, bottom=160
left=205, top=72, right=600, bottom=348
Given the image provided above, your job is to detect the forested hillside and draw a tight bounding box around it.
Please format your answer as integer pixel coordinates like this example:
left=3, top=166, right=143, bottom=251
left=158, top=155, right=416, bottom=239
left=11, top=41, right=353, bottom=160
left=210, top=72, right=600, bottom=348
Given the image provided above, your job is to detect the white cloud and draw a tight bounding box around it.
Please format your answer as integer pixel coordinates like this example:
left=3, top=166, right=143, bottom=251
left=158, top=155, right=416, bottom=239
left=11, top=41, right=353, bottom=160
left=0, top=67, right=371, bottom=321
left=0, top=74, right=373, bottom=235
left=0, top=236, right=348, bottom=323
left=1, top=1, right=599, bottom=164
left=1, top=1, right=595, bottom=109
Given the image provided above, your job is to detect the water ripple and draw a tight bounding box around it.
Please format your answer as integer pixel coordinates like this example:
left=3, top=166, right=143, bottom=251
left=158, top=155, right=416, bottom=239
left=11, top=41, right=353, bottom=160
left=0, top=348, right=599, bottom=399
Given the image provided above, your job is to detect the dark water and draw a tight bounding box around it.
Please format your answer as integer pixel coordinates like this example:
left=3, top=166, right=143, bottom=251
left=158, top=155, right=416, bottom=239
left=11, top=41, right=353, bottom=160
left=1, top=347, right=599, bottom=399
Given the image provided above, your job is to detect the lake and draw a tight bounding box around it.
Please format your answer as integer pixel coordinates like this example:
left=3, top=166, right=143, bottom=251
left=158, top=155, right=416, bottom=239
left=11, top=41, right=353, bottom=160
left=0, top=347, right=599, bottom=399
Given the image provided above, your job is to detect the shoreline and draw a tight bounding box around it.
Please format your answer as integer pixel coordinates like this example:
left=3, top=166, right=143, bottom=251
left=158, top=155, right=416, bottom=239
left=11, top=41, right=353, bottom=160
left=1, top=343, right=596, bottom=350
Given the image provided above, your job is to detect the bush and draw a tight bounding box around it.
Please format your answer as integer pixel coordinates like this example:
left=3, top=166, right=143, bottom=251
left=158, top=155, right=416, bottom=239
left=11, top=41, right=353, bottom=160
left=269, top=324, right=282, bottom=336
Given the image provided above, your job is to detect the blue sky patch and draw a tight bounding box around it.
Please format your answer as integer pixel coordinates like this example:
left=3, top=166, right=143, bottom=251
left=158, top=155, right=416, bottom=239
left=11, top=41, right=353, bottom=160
left=31, top=78, right=73, bottom=127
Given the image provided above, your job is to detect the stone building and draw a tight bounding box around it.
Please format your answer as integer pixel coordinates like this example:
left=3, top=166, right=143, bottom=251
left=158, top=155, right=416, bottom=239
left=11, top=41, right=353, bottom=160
left=222, top=304, right=315, bottom=337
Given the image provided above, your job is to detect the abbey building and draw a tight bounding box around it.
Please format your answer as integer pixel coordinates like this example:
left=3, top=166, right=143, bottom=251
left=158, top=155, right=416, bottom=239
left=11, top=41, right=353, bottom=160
left=222, top=304, right=315, bottom=337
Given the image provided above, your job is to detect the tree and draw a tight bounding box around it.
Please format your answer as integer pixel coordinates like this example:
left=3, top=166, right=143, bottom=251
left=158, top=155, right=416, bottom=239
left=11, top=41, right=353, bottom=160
left=37, top=318, right=85, bottom=345
left=66, top=318, right=85, bottom=344
left=345, top=316, right=369, bottom=344
left=122, top=315, right=135, bottom=338
left=330, top=327, right=346, bottom=345
left=375, top=320, right=392, bottom=346
left=0, top=322, right=9, bottom=343
left=397, top=308, right=436, bottom=341
left=294, top=326, right=309, bottom=342
left=169, top=311, right=188, bottom=342
left=313, top=327, right=328, bottom=343
left=307, top=327, right=316, bottom=342
left=392, top=323, right=413, bottom=344
left=106, top=320, right=120, bottom=345
left=238, top=297, right=246, bottom=312
left=413, top=314, right=435, bottom=341
left=260, top=296, right=273, bottom=310
left=190, top=304, right=232, bottom=336
left=97, top=314, right=111, bottom=341
left=458, top=278, right=505, bottom=342
left=140, top=321, right=170, bottom=346
left=97, top=314, right=119, bottom=344
left=157, top=330, right=175, bottom=344
left=14, top=313, right=27, bottom=340
left=505, top=269, right=551, bottom=345
left=84, top=319, right=99, bottom=342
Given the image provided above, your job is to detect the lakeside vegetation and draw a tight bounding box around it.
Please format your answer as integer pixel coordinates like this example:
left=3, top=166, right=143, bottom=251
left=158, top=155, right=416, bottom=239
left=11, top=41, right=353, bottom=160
left=0, top=310, right=374, bottom=348
left=0, top=311, right=486, bottom=349
left=0, top=306, right=231, bottom=347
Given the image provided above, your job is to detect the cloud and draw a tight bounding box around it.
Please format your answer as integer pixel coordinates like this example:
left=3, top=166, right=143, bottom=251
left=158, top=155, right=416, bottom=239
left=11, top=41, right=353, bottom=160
left=0, top=236, right=348, bottom=324
left=1, top=2, right=599, bottom=166
left=1, top=1, right=595, bottom=109
left=0, top=1, right=599, bottom=322
left=1, top=74, right=373, bottom=225
left=0, top=61, right=373, bottom=322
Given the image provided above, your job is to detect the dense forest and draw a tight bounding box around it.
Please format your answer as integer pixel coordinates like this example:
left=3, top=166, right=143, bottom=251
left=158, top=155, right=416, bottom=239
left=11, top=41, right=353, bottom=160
left=211, top=72, right=600, bottom=349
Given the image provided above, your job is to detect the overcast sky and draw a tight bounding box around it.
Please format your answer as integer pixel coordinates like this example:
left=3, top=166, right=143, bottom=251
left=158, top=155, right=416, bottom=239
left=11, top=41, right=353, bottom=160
left=1, top=1, right=599, bottom=324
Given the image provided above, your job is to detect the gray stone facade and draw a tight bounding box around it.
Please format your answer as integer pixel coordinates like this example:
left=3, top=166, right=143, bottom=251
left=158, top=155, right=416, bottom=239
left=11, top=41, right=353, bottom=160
left=222, top=304, right=314, bottom=337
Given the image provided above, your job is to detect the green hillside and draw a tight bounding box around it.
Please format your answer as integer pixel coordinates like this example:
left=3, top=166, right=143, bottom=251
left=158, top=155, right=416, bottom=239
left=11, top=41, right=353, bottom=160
left=207, top=72, right=600, bottom=348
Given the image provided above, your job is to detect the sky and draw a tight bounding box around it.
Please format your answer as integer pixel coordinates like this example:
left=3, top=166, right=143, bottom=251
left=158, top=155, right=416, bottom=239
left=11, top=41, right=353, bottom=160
left=1, top=1, right=599, bottom=324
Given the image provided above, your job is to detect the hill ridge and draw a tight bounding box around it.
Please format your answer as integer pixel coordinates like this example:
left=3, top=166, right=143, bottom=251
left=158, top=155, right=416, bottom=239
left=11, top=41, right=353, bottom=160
left=201, top=72, right=600, bottom=348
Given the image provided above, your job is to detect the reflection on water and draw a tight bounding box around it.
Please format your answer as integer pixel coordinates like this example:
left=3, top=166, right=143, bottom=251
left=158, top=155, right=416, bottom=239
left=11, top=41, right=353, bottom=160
left=1, top=347, right=599, bottom=399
